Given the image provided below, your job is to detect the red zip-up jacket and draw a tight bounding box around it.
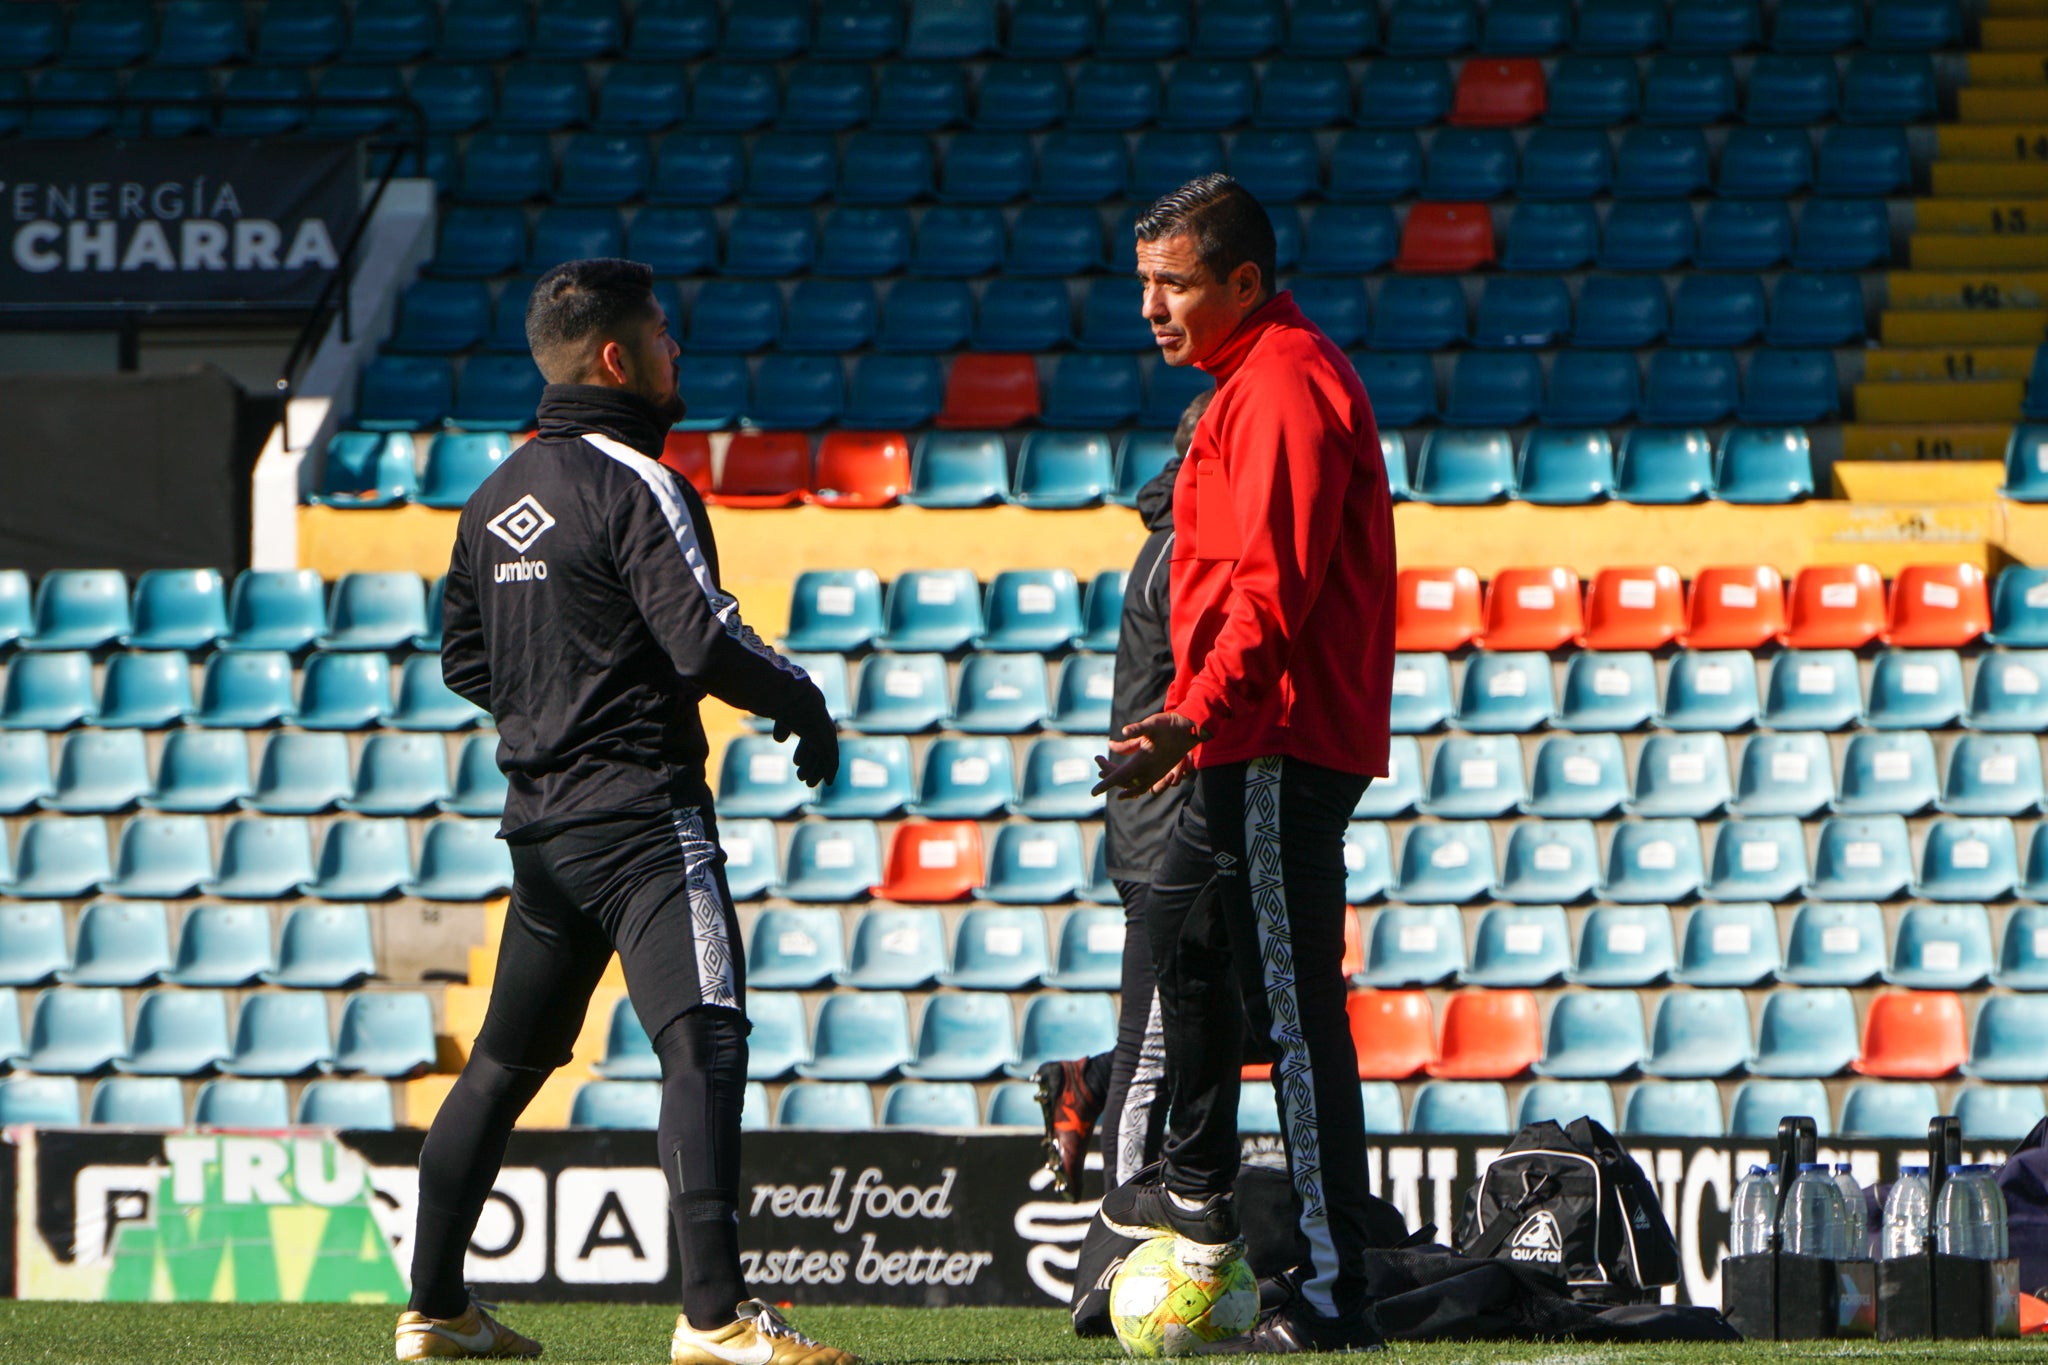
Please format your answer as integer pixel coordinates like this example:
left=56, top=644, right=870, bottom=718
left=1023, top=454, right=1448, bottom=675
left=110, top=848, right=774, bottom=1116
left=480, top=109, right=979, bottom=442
left=1165, top=291, right=1396, bottom=777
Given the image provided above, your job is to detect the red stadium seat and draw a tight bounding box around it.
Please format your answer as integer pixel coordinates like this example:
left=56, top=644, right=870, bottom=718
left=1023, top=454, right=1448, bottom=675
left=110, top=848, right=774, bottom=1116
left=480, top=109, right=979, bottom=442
left=873, top=820, right=984, bottom=903
left=1351, top=990, right=1438, bottom=1080
left=808, top=431, right=910, bottom=508
left=1852, top=991, right=1966, bottom=1079
left=1450, top=58, right=1546, bottom=127
left=1682, top=564, right=1786, bottom=649
left=1239, top=922, right=1370, bottom=1081
left=1395, top=566, right=1484, bottom=652
left=1479, top=565, right=1583, bottom=652
left=1395, top=203, right=1495, bottom=274
left=1884, top=562, right=1990, bottom=647
left=937, top=354, right=1041, bottom=428
left=1783, top=562, right=1886, bottom=648
left=661, top=431, right=712, bottom=492
left=707, top=431, right=810, bottom=508
left=1342, top=909, right=1364, bottom=979
left=1425, top=989, right=1540, bottom=1079
left=1579, top=565, right=1684, bottom=650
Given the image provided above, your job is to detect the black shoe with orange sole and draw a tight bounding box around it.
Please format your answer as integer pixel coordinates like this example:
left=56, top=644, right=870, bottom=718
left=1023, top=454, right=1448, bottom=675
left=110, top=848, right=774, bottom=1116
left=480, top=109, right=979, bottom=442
left=1033, top=1059, right=1104, bottom=1200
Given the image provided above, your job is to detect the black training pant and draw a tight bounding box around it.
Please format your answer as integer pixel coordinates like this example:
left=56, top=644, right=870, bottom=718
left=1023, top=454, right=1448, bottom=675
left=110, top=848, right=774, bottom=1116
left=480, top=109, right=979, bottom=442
left=1146, top=756, right=1372, bottom=1320
left=1097, top=877, right=1165, bottom=1191
left=409, top=805, right=750, bottom=1328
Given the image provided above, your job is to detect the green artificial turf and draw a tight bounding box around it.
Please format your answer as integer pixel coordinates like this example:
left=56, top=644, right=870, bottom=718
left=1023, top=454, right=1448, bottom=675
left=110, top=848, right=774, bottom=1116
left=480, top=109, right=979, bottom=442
left=0, top=1303, right=2036, bottom=1365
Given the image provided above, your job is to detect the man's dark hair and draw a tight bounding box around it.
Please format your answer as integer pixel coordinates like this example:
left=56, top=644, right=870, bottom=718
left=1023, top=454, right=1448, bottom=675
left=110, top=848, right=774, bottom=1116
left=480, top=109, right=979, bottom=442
left=525, top=257, right=658, bottom=381
left=1134, top=174, right=1277, bottom=298
left=1174, top=387, right=1215, bottom=459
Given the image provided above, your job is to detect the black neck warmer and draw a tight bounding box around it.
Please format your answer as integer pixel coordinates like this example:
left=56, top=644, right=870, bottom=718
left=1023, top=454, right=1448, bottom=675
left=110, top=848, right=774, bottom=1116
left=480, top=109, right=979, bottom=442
left=534, top=383, right=670, bottom=460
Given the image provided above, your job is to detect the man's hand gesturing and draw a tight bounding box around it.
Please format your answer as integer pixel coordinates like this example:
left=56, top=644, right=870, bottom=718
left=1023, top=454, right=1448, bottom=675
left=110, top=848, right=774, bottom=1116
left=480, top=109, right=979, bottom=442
left=1091, top=710, right=1202, bottom=797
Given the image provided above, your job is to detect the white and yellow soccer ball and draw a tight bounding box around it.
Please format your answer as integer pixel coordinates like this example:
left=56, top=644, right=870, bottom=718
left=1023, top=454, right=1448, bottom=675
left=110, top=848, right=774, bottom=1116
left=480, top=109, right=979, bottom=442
left=1107, top=1235, right=1260, bottom=1358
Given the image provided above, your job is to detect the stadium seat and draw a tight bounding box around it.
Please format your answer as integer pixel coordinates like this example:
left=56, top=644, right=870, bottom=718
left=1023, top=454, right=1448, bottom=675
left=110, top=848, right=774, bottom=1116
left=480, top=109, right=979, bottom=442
left=1776, top=901, right=1886, bottom=987
left=1040, top=905, right=1123, bottom=991
left=1343, top=823, right=1397, bottom=903
left=714, top=820, right=777, bottom=903
left=1841, top=1081, right=1942, bottom=1139
left=1795, top=198, right=1893, bottom=270
left=783, top=570, right=884, bottom=654
left=778, top=822, right=883, bottom=903
left=289, top=653, right=389, bottom=734
left=90, top=1075, right=187, bottom=1127
left=1463, top=905, right=1571, bottom=986
left=874, top=820, right=983, bottom=904
left=939, top=354, right=1042, bottom=428
left=1387, top=653, right=1456, bottom=735
left=1760, top=649, right=1861, bottom=730
left=1641, top=350, right=1738, bottom=425
left=316, top=573, right=426, bottom=654
left=1939, top=734, right=2043, bottom=818
left=1409, top=1080, right=1510, bottom=1134
left=565, top=1079, right=660, bottom=1129
left=1643, top=54, right=1736, bottom=123
left=160, top=903, right=273, bottom=989
left=941, top=908, right=1050, bottom=990
left=1956, top=1083, right=2047, bottom=1142
left=1622, top=1081, right=1724, bottom=1137
left=1676, top=899, right=1783, bottom=988
left=340, top=735, right=452, bottom=818
left=1613, top=427, right=1710, bottom=505
left=23, top=987, right=127, bottom=1075
left=1351, top=353, right=1439, bottom=426
left=873, top=570, right=981, bottom=655
left=1746, top=987, right=1860, bottom=1079
left=1889, top=901, right=1997, bottom=986
left=1718, top=127, right=1814, bottom=199
left=217, top=570, right=322, bottom=655
left=1806, top=814, right=1915, bottom=901
left=1474, top=278, right=1570, bottom=352
left=1356, top=58, right=1454, bottom=126
left=1456, top=651, right=1557, bottom=733
left=386, top=655, right=487, bottom=733
left=21, top=570, right=127, bottom=654
left=1481, top=0, right=1569, bottom=49
left=140, top=732, right=248, bottom=816
left=1008, top=992, right=1118, bottom=1081
left=1351, top=738, right=1423, bottom=822
left=1630, top=734, right=1732, bottom=818
left=877, top=1081, right=980, bottom=1129
left=1575, top=567, right=1681, bottom=652
left=1426, top=990, right=1540, bottom=1079
left=1396, top=203, right=1496, bottom=273
left=0, top=652, right=97, bottom=732
left=1479, top=566, right=1582, bottom=652
left=1370, top=277, right=1466, bottom=352
left=1642, top=990, right=1753, bottom=1078
left=902, top=434, right=1005, bottom=510
left=977, top=571, right=1085, bottom=655
left=876, top=280, right=973, bottom=352
left=87, top=653, right=189, bottom=733
left=1834, top=732, right=1938, bottom=816
left=950, top=654, right=1050, bottom=733
left=1965, top=995, right=2048, bottom=1083
left=1, top=817, right=111, bottom=899
left=260, top=903, right=378, bottom=991
left=1013, top=432, right=1113, bottom=510
left=440, top=734, right=510, bottom=818
left=1601, top=819, right=1706, bottom=904
left=1517, top=127, right=1613, bottom=201
left=1570, top=905, right=1677, bottom=988
left=293, top=1079, right=394, bottom=1129
left=1766, top=273, right=1865, bottom=348
left=1423, top=735, right=1526, bottom=818
left=116, top=570, right=226, bottom=655
left=1519, top=1080, right=1618, bottom=1130
left=1672, top=0, right=1762, bottom=49
left=110, top=988, right=227, bottom=1075
left=1356, top=905, right=1465, bottom=988
left=301, top=819, right=413, bottom=900
left=975, top=277, right=1073, bottom=352
left=1328, top=132, right=1425, bottom=202
left=1425, top=129, right=1519, bottom=200
left=1413, top=430, right=1513, bottom=505
left=1394, top=823, right=1497, bottom=903
left=1557, top=652, right=1658, bottom=732
left=330, top=992, right=435, bottom=1077
left=936, top=131, right=1033, bottom=202
left=0, top=733, right=51, bottom=815
left=1999, top=905, right=2048, bottom=990
left=1883, top=564, right=1989, bottom=649
left=702, top=428, right=807, bottom=506
left=1729, top=1078, right=1834, bottom=1138
left=1670, top=275, right=1767, bottom=347
left=746, top=908, right=846, bottom=991
left=1535, top=991, right=1646, bottom=1080
left=1842, top=52, right=1935, bottom=122
left=1048, top=654, right=1115, bottom=734
left=100, top=815, right=214, bottom=900
left=1013, top=738, right=1105, bottom=820
left=1511, top=430, right=1613, bottom=508
left=42, top=731, right=147, bottom=816
left=848, top=654, right=948, bottom=736
left=219, top=992, right=330, bottom=1078
left=1853, top=990, right=1965, bottom=1078
left=1988, top=568, right=2048, bottom=647
left=1523, top=734, right=1628, bottom=819
left=1731, top=733, right=1833, bottom=818
left=57, top=900, right=167, bottom=988
left=1614, top=130, right=1711, bottom=200
left=402, top=819, right=511, bottom=901
left=1446, top=353, right=1542, bottom=426
left=1746, top=53, right=1839, bottom=124
left=748, top=356, right=843, bottom=429
left=1865, top=649, right=1966, bottom=731
left=1971, top=651, right=2048, bottom=731
left=969, top=821, right=1084, bottom=906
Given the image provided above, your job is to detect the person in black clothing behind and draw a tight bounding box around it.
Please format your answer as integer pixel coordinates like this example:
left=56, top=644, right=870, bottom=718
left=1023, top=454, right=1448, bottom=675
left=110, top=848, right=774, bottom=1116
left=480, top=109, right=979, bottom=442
left=396, top=258, right=858, bottom=1365
left=1035, top=389, right=1212, bottom=1200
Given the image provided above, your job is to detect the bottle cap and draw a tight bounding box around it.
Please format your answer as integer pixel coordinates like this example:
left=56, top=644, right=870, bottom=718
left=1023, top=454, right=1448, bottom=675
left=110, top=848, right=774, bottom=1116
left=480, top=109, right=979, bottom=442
left=1747, top=1165, right=1769, bottom=1177
left=1948, top=1164, right=1969, bottom=1175
left=1835, top=1164, right=1853, bottom=1174
left=1900, top=1165, right=1928, bottom=1175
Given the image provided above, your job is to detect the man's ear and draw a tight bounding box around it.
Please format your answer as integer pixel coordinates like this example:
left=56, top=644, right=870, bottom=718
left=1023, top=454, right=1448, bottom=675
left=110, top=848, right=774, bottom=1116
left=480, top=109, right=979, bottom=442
left=595, top=337, right=630, bottom=386
left=1231, top=260, right=1264, bottom=307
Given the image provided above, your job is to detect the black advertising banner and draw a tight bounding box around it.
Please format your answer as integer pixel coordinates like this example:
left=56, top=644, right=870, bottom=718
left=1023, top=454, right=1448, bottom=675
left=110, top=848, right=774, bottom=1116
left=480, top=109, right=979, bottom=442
left=8, top=1127, right=2021, bottom=1306
left=0, top=138, right=359, bottom=311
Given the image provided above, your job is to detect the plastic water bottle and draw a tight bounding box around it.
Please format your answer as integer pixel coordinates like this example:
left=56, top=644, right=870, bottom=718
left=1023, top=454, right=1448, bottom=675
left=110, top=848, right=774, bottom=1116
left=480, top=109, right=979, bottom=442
left=1832, top=1164, right=1870, bottom=1260
left=1731, top=1165, right=1777, bottom=1256
left=1967, top=1164, right=2010, bottom=1260
left=1882, top=1165, right=1931, bottom=1260
left=1936, top=1164, right=1991, bottom=1258
left=1785, top=1163, right=1841, bottom=1256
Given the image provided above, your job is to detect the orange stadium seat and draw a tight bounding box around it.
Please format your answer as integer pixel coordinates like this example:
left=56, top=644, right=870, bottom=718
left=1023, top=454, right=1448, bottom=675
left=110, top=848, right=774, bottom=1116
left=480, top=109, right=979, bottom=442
left=1342, top=909, right=1364, bottom=979
left=1427, top=990, right=1541, bottom=1079
left=1479, top=566, right=1583, bottom=652
left=1579, top=565, right=1685, bottom=650
left=809, top=431, right=911, bottom=509
left=1682, top=564, right=1787, bottom=649
left=937, top=354, right=1041, bottom=428
left=660, top=431, right=711, bottom=492
left=1884, top=562, right=1990, bottom=647
left=1449, top=58, right=1546, bottom=127
left=1351, top=990, right=1438, bottom=1080
left=1395, top=203, right=1496, bottom=274
left=1395, top=567, right=1484, bottom=652
left=1852, top=991, right=1967, bottom=1079
left=873, top=820, right=984, bottom=904
left=1783, top=562, right=1887, bottom=648
left=707, top=431, right=811, bottom=508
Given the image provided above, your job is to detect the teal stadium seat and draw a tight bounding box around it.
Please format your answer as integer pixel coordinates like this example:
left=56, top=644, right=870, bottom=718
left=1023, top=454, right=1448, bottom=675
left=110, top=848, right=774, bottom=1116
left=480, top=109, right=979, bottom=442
left=1463, top=905, right=1571, bottom=987
left=1642, top=990, right=1752, bottom=1078
left=1628, top=734, right=1732, bottom=818
left=943, top=908, right=1050, bottom=990
left=1343, top=822, right=1396, bottom=903
left=1570, top=906, right=1677, bottom=987
left=1702, top=820, right=1808, bottom=902
left=417, top=432, right=513, bottom=509
left=0, top=1078, right=81, bottom=1125
left=61, top=901, right=170, bottom=987
left=981, top=823, right=1086, bottom=904
left=1601, top=819, right=1705, bottom=904
left=1423, top=735, right=1526, bottom=818
left=570, top=1080, right=660, bottom=1128
left=1046, top=907, right=1128, bottom=990
left=849, top=654, right=948, bottom=735
left=303, top=819, right=413, bottom=900
left=881, top=1082, right=980, bottom=1129
left=836, top=908, right=946, bottom=990
left=1622, top=1081, right=1724, bottom=1137
left=1865, top=650, right=1966, bottom=730
left=404, top=819, right=511, bottom=900
left=0, top=986, right=18, bottom=1065
left=1808, top=816, right=1914, bottom=900
left=222, top=570, right=326, bottom=653
left=224, top=993, right=332, bottom=1077
left=1523, top=735, right=1629, bottom=819
left=904, top=434, right=1007, bottom=508
left=298, top=1079, right=397, bottom=1129
left=3, top=817, right=112, bottom=898
left=96, top=652, right=195, bottom=731
left=1841, top=1081, right=1941, bottom=1139
left=1518, top=1080, right=1617, bottom=1131
left=344, top=735, right=453, bottom=816
left=296, top=652, right=393, bottom=731
left=1676, top=901, right=1783, bottom=986
left=1239, top=1081, right=1282, bottom=1135
left=1393, top=823, right=1495, bottom=904
left=1535, top=992, right=1646, bottom=1080
left=747, top=909, right=846, bottom=989
left=24, top=570, right=130, bottom=652
left=797, top=992, right=913, bottom=1080
left=145, top=731, right=252, bottom=813
left=1998, top=905, right=2048, bottom=989
left=1956, top=1085, right=2046, bottom=1142
left=247, top=732, right=353, bottom=815
left=207, top=817, right=314, bottom=900
left=912, top=737, right=1015, bottom=820
left=0, top=734, right=51, bottom=813
left=1410, top=1081, right=1511, bottom=1135
left=1358, top=904, right=1466, bottom=987
left=1761, top=649, right=1861, bottom=730
left=1918, top=820, right=2019, bottom=903
left=1749, top=988, right=1859, bottom=1078
left=1495, top=821, right=1600, bottom=904
left=1970, top=651, right=2048, bottom=731
left=1389, top=654, right=1455, bottom=735
left=811, top=737, right=914, bottom=820
left=441, top=734, right=509, bottom=818
left=193, top=652, right=296, bottom=729
left=783, top=570, right=884, bottom=654
left=1778, top=901, right=1886, bottom=986
left=388, top=655, right=489, bottom=731
left=117, top=988, right=230, bottom=1077
left=0, top=572, right=30, bottom=649
left=24, top=987, right=127, bottom=1074
left=1008, top=993, right=1117, bottom=1078
left=1456, top=653, right=1556, bottom=734
left=1887, top=902, right=1995, bottom=988
left=1732, top=732, right=1835, bottom=817
left=44, top=731, right=150, bottom=814
left=164, top=904, right=274, bottom=988
left=331, top=992, right=435, bottom=1076
left=0, top=901, right=68, bottom=987
left=976, top=570, right=1084, bottom=654
left=1013, top=738, right=1106, bottom=820
left=747, top=992, right=809, bottom=1080
left=1989, top=567, right=2048, bottom=645
left=189, top=1077, right=289, bottom=1126
left=125, top=569, right=228, bottom=652
left=902, top=993, right=1018, bottom=1080
left=90, top=1076, right=187, bottom=1127
left=102, top=815, right=214, bottom=899
left=777, top=1081, right=874, bottom=1128
left=1047, top=654, right=1116, bottom=734
left=319, top=573, right=426, bottom=653
left=780, top=822, right=882, bottom=902
left=265, top=904, right=377, bottom=989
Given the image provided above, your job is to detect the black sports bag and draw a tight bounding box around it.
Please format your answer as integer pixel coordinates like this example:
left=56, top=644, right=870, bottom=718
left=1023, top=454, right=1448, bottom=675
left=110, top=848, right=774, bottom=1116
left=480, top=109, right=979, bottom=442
left=1453, top=1117, right=1679, bottom=1304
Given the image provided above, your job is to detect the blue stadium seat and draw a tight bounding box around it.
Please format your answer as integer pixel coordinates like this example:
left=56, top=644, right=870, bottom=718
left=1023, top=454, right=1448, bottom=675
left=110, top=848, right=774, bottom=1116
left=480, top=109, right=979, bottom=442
left=1, top=817, right=110, bottom=899
left=1943, top=734, right=2046, bottom=817
left=1642, top=990, right=1752, bottom=1078
left=1005, top=208, right=1104, bottom=279
left=1570, top=905, right=1676, bottom=987
left=1456, top=652, right=1557, bottom=734
left=849, top=654, right=948, bottom=735
left=1425, top=130, right=1517, bottom=200
left=389, top=281, right=489, bottom=356
left=295, top=1078, right=395, bottom=1129
left=723, top=208, right=818, bottom=278
left=1045, top=905, right=1126, bottom=989
left=1370, top=276, right=1465, bottom=351
left=1955, top=1084, right=2048, bottom=1142
left=1356, top=904, right=1465, bottom=987
left=1889, top=902, right=1996, bottom=987
left=746, top=133, right=838, bottom=205
left=784, top=569, right=883, bottom=653
left=981, top=823, right=1087, bottom=904
left=456, top=131, right=555, bottom=204
left=1048, top=654, right=1115, bottom=733
left=1413, top=429, right=1513, bottom=504
left=111, top=988, right=228, bottom=1077
left=566, top=1079, right=660, bottom=1128
left=1768, top=272, right=1867, bottom=347
left=101, top=815, right=214, bottom=899
left=810, top=737, right=915, bottom=820
left=1534, top=991, right=1645, bottom=1079
left=977, top=571, right=1084, bottom=654
left=1841, top=1081, right=1941, bottom=1139
left=1623, top=1081, right=1724, bottom=1137
left=1990, top=567, right=2048, bottom=645
left=60, top=901, right=169, bottom=987
left=876, top=569, right=983, bottom=653
left=436, top=0, right=526, bottom=61
left=779, top=822, right=882, bottom=903
left=1746, top=53, right=1838, bottom=126
left=1545, top=55, right=1637, bottom=127
left=1629, top=734, right=1732, bottom=818
left=1518, top=127, right=1612, bottom=200
left=680, top=64, right=776, bottom=134
left=1386, top=0, right=1476, bottom=53
left=1250, top=59, right=1347, bottom=131
left=294, top=653, right=392, bottom=733
left=1677, top=900, right=1783, bottom=986
left=1393, top=823, right=1496, bottom=903
left=1718, top=127, right=1814, bottom=199
left=264, top=903, right=377, bottom=989
left=1870, top=0, right=1960, bottom=48
left=301, top=818, right=414, bottom=900
left=782, top=61, right=872, bottom=131
left=165, top=903, right=275, bottom=987
left=1410, top=1081, right=1511, bottom=1135
left=1518, top=1080, right=1618, bottom=1130
left=1542, top=353, right=1639, bottom=426
left=1751, top=988, right=1859, bottom=1077
left=1342, top=823, right=1396, bottom=903
left=495, top=60, right=590, bottom=130
left=1864, top=650, right=1965, bottom=731
left=1773, top=0, right=1861, bottom=46
left=331, top=992, right=435, bottom=1077
left=932, top=132, right=1034, bottom=204
left=1966, top=996, right=2048, bottom=1083
left=1423, top=735, right=1526, bottom=818
left=1842, top=52, right=1936, bottom=122
left=871, top=60, right=964, bottom=128
left=221, top=993, right=332, bottom=1077
left=316, top=573, right=426, bottom=654
left=647, top=135, right=744, bottom=206
left=1013, top=738, right=1105, bottom=820
left=1161, top=60, right=1254, bottom=129
left=1616, top=425, right=1718, bottom=503
left=1834, top=732, right=1938, bottom=816
left=1327, top=132, right=1423, bottom=202
left=0, top=733, right=51, bottom=815
left=1356, top=737, right=1424, bottom=821
left=878, top=282, right=973, bottom=354
left=1670, top=0, right=1761, bottom=48
left=1356, top=58, right=1454, bottom=127
left=42, top=731, right=147, bottom=816
left=214, top=66, right=311, bottom=136
left=1796, top=198, right=1893, bottom=271
left=1971, top=652, right=2048, bottom=731
left=1351, top=354, right=1437, bottom=426
left=386, top=655, right=487, bottom=733
left=1733, top=733, right=1834, bottom=818
left=1779, top=901, right=1886, bottom=986
left=768, top=1080, right=868, bottom=1129
left=880, top=1082, right=981, bottom=1129
left=726, top=992, right=803, bottom=1079
left=415, top=431, right=512, bottom=510
left=1670, top=275, right=1766, bottom=346
left=971, top=58, right=1066, bottom=130
left=1808, top=815, right=1914, bottom=900
left=594, top=64, right=690, bottom=133
left=1614, top=129, right=1711, bottom=199
left=1008, top=993, right=1118, bottom=1078
left=410, top=64, right=495, bottom=134
left=746, top=908, right=845, bottom=990
left=0, top=652, right=99, bottom=732
left=1446, top=354, right=1542, bottom=427
left=1738, top=356, right=1837, bottom=426
left=942, top=908, right=1051, bottom=990
left=1574, top=277, right=1668, bottom=350
left=1078, top=574, right=1126, bottom=655
left=1761, top=649, right=1861, bottom=730
left=1476, top=278, right=1572, bottom=350
left=26, top=68, right=119, bottom=139
left=1573, top=0, right=1664, bottom=50
left=686, top=281, right=782, bottom=353
left=89, top=1075, right=187, bottom=1126
left=1013, top=433, right=1112, bottom=509
left=1643, top=54, right=1736, bottom=123
left=1524, top=735, right=1628, bottom=819
left=843, top=355, right=942, bottom=429
left=1602, top=819, right=1706, bottom=904
left=1484, top=0, right=1570, bottom=50
left=1068, top=59, right=1162, bottom=130
left=22, top=987, right=126, bottom=1074
left=0, top=1, right=61, bottom=66
left=2024, top=825, right=2048, bottom=901
left=973, top=278, right=1071, bottom=352
left=1464, top=905, right=1572, bottom=985
left=22, top=570, right=128, bottom=654
left=432, top=208, right=529, bottom=281
left=142, top=732, right=250, bottom=816
left=556, top=133, right=651, bottom=202
left=403, top=818, right=512, bottom=901
left=440, top=732, right=510, bottom=820
left=1601, top=202, right=1696, bottom=274
left=1043, top=355, right=1141, bottom=429
left=1556, top=652, right=1655, bottom=732
left=1288, top=277, right=1372, bottom=348
left=1389, top=654, right=1456, bottom=736
left=950, top=654, right=1049, bottom=734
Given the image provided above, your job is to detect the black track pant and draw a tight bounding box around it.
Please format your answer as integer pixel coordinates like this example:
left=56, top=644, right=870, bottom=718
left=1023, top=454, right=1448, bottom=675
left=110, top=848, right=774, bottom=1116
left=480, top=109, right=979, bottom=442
left=1097, top=878, right=1164, bottom=1190
left=1146, top=756, right=1372, bottom=1320
left=408, top=806, right=750, bottom=1330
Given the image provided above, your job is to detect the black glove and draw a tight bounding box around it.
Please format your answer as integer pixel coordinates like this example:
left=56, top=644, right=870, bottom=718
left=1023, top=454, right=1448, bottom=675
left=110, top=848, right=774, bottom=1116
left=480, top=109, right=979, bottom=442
left=772, top=688, right=840, bottom=788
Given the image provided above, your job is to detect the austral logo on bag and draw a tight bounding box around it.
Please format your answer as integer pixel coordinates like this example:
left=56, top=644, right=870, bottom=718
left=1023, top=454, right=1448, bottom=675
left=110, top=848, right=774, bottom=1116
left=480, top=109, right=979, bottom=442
left=1509, top=1210, right=1566, bottom=1265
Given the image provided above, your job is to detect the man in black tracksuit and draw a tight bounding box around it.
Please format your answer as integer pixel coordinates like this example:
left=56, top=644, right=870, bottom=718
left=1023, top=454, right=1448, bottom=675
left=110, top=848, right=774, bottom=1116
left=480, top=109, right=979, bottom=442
left=397, top=258, right=857, bottom=1365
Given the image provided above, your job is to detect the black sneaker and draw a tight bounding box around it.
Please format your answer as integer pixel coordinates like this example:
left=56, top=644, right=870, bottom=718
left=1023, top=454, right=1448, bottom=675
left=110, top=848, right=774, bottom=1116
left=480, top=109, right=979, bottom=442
left=1097, top=1180, right=1241, bottom=1249
left=1196, top=1302, right=1383, bottom=1355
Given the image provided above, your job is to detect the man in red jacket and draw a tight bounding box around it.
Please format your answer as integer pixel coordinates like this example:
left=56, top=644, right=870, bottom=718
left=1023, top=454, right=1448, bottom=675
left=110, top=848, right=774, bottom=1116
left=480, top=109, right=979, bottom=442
left=1094, top=174, right=1396, bottom=1353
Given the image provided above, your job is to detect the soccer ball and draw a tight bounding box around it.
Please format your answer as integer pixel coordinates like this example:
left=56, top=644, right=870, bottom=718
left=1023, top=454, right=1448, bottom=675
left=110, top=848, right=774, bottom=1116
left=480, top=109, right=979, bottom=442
left=1108, top=1234, right=1260, bottom=1358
